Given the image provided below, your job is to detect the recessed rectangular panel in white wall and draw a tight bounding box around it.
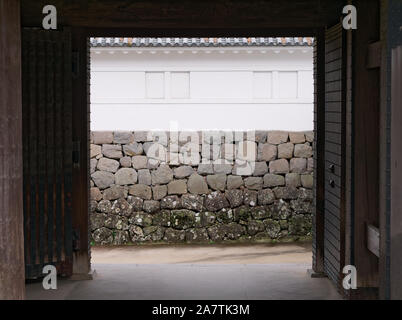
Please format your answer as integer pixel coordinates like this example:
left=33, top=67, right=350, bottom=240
left=190, top=71, right=252, bottom=99
left=91, top=71, right=145, bottom=99
left=170, top=72, right=190, bottom=98
left=253, top=72, right=272, bottom=98
left=146, top=72, right=165, bottom=98
left=278, top=71, right=297, bottom=98
left=298, top=70, right=314, bottom=99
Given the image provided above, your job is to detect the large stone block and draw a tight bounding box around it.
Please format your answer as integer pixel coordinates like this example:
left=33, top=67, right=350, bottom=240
left=143, top=200, right=160, bottom=213
left=243, top=189, right=258, bottom=207
left=90, top=144, right=102, bottom=158
left=252, top=161, right=268, bottom=176
left=250, top=206, right=272, bottom=220
left=225, top=189, right=243, bottom=208
left=129, top=212, right=153, bottom=227
left=273, top=187, right=299, bottom=200
left=263, top=219, right=281, bottom=238
left=90, top=159, right=97, bottom=174
left=185, top=228, right=209, bottom=242
left=167, top=180, right=188, bottom=195
left=90, top=212, right=106, bottom=231
left=187, top=173, right=209, bottom=194
left=227, top=175, right=243, bottom=189
left=232, top=160, right=253, bottom=176
left=113, top=131, right=134, bottom=144
left=145, top=143, right=167, bottom=162
left=93, top=131, right=113, bottom=144
left=289, top=132, right=305, bottom=144
left=161, top=195, right=181, bottom=209
left=207, top=174, right=227, bottom=191
left=163, top=228, right=186, bottom=242
left=91, top=171, right=115, bottom=189
left=152, top=185, right=167, bottom=200
left=204, top=191, right=229, bottom=212
left=290, top=158, right=307, bottom=173
left=138, top=169, right=151, bottom=185
left=90, top=187, right=102, bottom=201
left=127, top=196, right=144, bottom=211
left=277, top=142, right=294, bottom=159
left=129, top=184, right=152, bottom=200
left=119, top=156, right=132, bottom=168
left=97, top=157, right=119, bottom=173
left=129, top=225, right=144, bottom=242
left=207, top=225, right=226, bottom=241
left=213, top=159, right=233, bottom=174
left=294, top=144, right=313, bottom=158
left=115, top=168, right=138, bottom=185
left=255, top=131, right=268, bottom=143
left=248, top=220, right=266, bottom=236
left=173, top=165, right=194, bottom=178
left=132, top=155, right=147, bottom=169
left=257, top=143, right=277, bottom=161
left=301, top=174, right=313, bottom=189
left=305, top=131, right=314, bottom=143
left=111, top=198, right=133, bottom=217
left=105, top=215, right=129, bottom=231
left=103, top=186, right=126, bottom=201
left=147, top=158, right=160, bottom=169
left=269, top=159, right=289, bottom=174
left=285, top=173, right=301, bottom=187
left=263, top=174, right=285, bottom=187
left=151, top=165, right=173, bottom=185
left=143, top=226, right=165, bottom=241
left=181, top=194, right=204, bottom=211
left=224, top=223, right=245, bottom=240
left=203, top=131, right=224, bottom=145
left=236, top=141, right=257, bottom=161
left=179, top=143, right=200, bottom=165
left=244, top=177, right=263, bottom=190
left=134, top=131, right=152, bottom=142
left=267, top=131, right=289, bottom=145
left=151, top=131, right=169, bottom=146
left=220, top=143, right=235, bottom=161
left=307, top=158, right=314, bottom=172
left=96, top=199, right=112, bottom=213
left=123, top=142, right=143, bottom=156
left=102, top=144, right=123, bottom=159
left=197, top=163, right=214, bottom=175
left=257, top=189, right=275, bottom=205
left=92, top=227, right=113, bottom=245
left=152, top=210, right=171, bottom=227
left=170, top=209, right=196, bottom=230
left=201, top=143, right=220, bottom=160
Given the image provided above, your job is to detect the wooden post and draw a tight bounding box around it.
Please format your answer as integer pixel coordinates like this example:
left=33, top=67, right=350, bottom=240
left=312, top=28, right=326, bottom=274
left=352, top=0, right=380, bottom=295
left=0, top=0, right=25, bottom=299
left=71, top=28, right=91, bottom=278
left=390, top=45, right=402, bottom=300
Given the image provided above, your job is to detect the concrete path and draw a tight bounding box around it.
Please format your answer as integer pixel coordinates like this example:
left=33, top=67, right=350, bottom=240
left=26, top=243, right=342, bottom=300
left=91, top=242, right=313, bottom=264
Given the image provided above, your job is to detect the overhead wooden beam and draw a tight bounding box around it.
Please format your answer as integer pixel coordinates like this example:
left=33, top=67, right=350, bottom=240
left=0, top=0, right=25, bottom=300
left=21, top=0, right=344, bottom=30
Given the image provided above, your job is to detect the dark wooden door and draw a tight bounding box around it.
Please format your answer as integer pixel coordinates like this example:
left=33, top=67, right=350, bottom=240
left=323, top=23, right=346, bottom=288
left=22, top=29, right=73, bottom=279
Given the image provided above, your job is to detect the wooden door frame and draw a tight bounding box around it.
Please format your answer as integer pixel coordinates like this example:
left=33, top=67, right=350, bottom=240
left=70, top=27, right=328, bottom=276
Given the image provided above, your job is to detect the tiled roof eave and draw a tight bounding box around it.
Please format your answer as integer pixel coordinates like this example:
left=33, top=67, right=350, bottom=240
left=90, top=37, right=314, bottom=48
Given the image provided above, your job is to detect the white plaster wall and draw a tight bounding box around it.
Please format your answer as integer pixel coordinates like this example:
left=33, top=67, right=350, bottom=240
left=90, top=47, right=313, bottom=131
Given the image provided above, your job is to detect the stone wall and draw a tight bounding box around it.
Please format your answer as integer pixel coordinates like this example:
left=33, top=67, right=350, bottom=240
left=90, top=130, right=314, bottom=245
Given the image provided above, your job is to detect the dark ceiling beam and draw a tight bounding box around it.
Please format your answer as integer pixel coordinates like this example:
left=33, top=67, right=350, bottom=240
left=21, top=0, right=345, bottom=30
